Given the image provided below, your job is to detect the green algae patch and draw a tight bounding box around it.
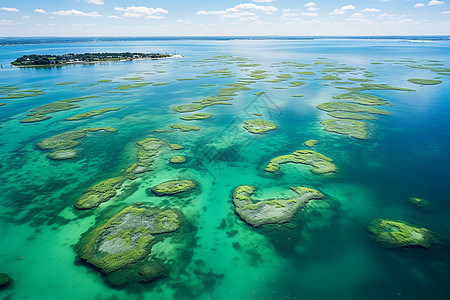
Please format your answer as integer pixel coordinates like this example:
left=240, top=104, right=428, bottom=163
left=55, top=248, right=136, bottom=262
left=20, top=114, right=51, bottom=123
left=332, top=92, right=389, bottom=106
left=177, top=78, right=195, bottom=81
left=170, top=156, right=187, bottom=164
left=115, top=82, right=151, bottom=90
left=317, top=102, right=389, bottom=115
left=20, top=95, right=99, bottom=123
left=265, top=149, right=336, bottom=175
left=36, top=128, right=117, bottom=160
left=322, top=75, right=342, bottom=80
left=75, top=176, right=126, bottom=210
left=290, top=81, right=306, bottom=87
left=277, top=74, right=293, bottom=79
left=77, top=203, right=183, bottom=285
left=65, top=107, right=120, bottom=121
left=152, top=180, right=197, bottom=196
left=179, top=113, right=212, bottom=121
left=1, top=89, right=46, bottom=99
left=172, top=102, right=231, bottom=113
left=366, top=218, right=443, bottom=249
left=327, top=112, right=377, bottom=120
left=321, top=119, right=369, bottom=139
left=169, top=144, right=184, bottom=150
left=254, top=113, right=262, bottom=116
left=342, top=83, right=415, bottom=92
left=408, top=197, right=434, bottom=210
left=348, top=78, right=373, bottom=82
left=253, top=92, right=266, bottom=96
left=304, top=140, right=319, bottom=147
left=123, top=77, right=144, bottom=81
left=153, top=82, right=171, bottom=86
left=170, top=124, right=200, bottom=132
left=232, top=185, right=323, bottom=227
left=75, top=138, right=167, bottom=209
left=0, top=103, right=5, bottom=106
left=98, top=79, right=112, bottom=83
left=291, top=95, right=305, bottom=98
left=48, top=149, right=78, bottom=161
left=407, top=78, right=442, bottom=85
left=56, top=81, right=77, bottom=86
left=0, top=273, right=12, bottom=288
left=243, top=119, right=277, bottom=134
left=200, top=84, right=216, bottom=87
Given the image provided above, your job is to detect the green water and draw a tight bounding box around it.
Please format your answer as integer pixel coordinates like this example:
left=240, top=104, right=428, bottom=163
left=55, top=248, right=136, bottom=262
left=0, top=39, right=449, bottom=299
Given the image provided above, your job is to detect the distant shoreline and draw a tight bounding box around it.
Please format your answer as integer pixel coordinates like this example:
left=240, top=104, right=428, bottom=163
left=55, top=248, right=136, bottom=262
left=1, top=35, right=449, bottom=46
left=10, top=52, right=177, bottom=68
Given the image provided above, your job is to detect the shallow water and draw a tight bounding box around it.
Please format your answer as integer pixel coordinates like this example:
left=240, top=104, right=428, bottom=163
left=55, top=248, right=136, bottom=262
left=0, top=39, right=449, bottom=300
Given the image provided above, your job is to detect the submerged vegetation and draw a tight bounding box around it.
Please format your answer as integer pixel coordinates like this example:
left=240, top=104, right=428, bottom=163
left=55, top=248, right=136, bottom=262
left=65, top=108, right=120, bottom=121
left=232, top=185, right=323, bottom=227
left=77, top=203, right=183, bottom=286
left=366, top=218, right=443, bottom=248
left=265, top=149, right=337, bottom=175
left=243, top=119, right=277, bottom=134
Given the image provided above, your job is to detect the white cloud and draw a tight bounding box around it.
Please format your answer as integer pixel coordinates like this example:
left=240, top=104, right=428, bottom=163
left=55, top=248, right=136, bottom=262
left=34, top=9, right=49, bottom=14
left=0, top=19, right=14, bottom=25
left=86, top=0, right=104, bottom=4
left=308, top=7, right=319, bottom=11
left=346, top=12, right=367, bottom=23
left=196, top=3, right=278, bottom=20
left=379, top=13, right=395, bottom=18
left=1, top=7, right=19, bottom=12
left=442, top=10, right=450, bottom=13
left=341, top=5, right=356, bottom=10
left=429, top=0, right=444, bottom=5
left=54, top=9, right=102, bottom=17
left=415, top=3, right=425, bottom=7
left=330, top=9, right=346, bottom=15
left=114, top=6, right=168, bottom=19
left=330, top=5, right=356, bottom=15
left=304, top=2, right=317, bottom=6
left=108, top=15, right=122, bottom=19
left=282, top=13, right=299, bottom=18
left=362, top=8, right=381, bottom=12
left=302, top=12, right=318, bottom=16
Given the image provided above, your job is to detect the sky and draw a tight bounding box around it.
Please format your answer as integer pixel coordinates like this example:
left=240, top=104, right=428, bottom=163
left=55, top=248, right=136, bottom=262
left=0, top=0, right=449, bottom=36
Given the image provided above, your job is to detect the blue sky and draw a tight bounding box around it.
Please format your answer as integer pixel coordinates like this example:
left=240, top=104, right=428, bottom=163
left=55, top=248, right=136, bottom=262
left=0, top=0, right=449, bottom=36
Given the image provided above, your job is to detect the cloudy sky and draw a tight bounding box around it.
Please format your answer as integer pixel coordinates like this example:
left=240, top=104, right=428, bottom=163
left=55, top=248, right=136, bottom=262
left=0, top=0, right=449, bottom=36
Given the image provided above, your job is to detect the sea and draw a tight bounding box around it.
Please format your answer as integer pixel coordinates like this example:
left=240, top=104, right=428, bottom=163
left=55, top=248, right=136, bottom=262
left=0, top=37, right=449, bottom=300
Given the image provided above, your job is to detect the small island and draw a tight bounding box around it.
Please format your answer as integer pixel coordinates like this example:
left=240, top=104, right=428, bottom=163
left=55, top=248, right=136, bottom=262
left=11, top=52, right=173, bottom=67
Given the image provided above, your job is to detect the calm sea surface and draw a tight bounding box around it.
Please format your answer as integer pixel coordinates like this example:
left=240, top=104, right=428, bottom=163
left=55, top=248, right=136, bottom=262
left=0, top=39, right=449, bottom=300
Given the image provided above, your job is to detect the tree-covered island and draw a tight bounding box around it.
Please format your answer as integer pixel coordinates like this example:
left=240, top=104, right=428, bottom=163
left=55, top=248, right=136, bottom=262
left=11, top=52, right=173, bottom=67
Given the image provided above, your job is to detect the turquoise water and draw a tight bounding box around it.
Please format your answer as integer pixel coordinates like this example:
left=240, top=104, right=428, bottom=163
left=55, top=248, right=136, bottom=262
left=0, top=39, right=449, bottom=300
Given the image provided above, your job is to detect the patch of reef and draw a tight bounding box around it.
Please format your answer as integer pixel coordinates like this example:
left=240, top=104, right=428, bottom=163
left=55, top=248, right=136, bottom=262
left=243, top=119, right=277, bottom=134
left=76, top=203, right=186, bottom=286
left=36, top=127, right=117, bottom=161
left=232, top=185, right=323, bottom=227
left=265, top=149, right=337, bottom=175
left=20, top=95, right=98, bottom=123
left=74, top=137, right=180, bottom=210
left=366, top=218, right=444, bottom=249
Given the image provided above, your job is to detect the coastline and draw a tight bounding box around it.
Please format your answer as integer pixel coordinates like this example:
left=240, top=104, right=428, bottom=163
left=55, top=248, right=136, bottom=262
left=10, top=54, right=181, bottom=68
